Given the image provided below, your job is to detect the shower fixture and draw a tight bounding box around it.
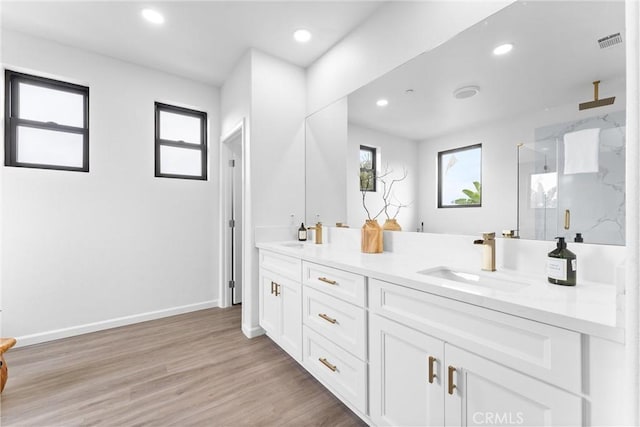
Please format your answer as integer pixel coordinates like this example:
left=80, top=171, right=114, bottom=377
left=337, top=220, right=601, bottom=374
left=579, top=80, right=615, bottom=111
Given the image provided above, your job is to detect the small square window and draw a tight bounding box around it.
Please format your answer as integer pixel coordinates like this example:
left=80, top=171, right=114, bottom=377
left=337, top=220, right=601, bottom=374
left=438, top=144, right=482, bottom=208
left=155, top=102, right=207, bottom=180
left=360, top=145, right=377, bottom=192
left=4, top=70, right=89, bottom=172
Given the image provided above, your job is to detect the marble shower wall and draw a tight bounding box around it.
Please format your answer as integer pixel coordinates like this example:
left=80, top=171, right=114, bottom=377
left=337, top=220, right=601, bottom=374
left=519, top=111, right=625, bottom=245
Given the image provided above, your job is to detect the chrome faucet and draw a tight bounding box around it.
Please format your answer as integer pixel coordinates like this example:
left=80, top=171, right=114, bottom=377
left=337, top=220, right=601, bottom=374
left=473, top=232, right=496, bottom=272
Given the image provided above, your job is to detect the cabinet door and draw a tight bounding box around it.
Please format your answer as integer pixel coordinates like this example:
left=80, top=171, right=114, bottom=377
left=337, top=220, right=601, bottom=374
left=259, top=269, right=281, bottom=337
left=279, top=278, right=302, bottom=362
left=370, top=314, right=445, bottom=427
left=444, top=345, right=582, bottom=427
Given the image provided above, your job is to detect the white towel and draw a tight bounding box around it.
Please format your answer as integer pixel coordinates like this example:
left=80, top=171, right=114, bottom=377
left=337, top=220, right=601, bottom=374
left=563, top=128, right=600, bottom=174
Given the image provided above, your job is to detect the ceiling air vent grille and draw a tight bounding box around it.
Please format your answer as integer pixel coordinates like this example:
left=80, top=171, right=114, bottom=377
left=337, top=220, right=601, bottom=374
left=598, top=32, right=623, bottom=49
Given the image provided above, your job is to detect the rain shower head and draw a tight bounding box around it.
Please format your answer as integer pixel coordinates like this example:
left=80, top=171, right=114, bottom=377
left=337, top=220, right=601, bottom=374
left=579, top=80, right=615, bottom=111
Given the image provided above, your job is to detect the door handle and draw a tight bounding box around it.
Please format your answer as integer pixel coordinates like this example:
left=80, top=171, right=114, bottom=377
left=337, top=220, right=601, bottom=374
left=448, top=365, right=457, bottom=395
left=428, top=356, right=437, bottom=383
left=275, top=283, right=281, bottom=296
left=270, top=281, right=276, bottom=295
left=318, top=277, right=337, bottom=285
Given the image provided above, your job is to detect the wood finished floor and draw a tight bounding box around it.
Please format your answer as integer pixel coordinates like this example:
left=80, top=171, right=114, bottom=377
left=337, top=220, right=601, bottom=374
left=0, top=307, right=366, bottom=426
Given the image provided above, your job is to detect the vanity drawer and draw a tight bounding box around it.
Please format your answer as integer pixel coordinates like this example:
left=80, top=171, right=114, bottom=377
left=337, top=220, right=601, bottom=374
left=369, top=278, right=582, bottom=393
left=303, top=261, right=366, bottom=307
left=259, top=250, right=301, bottom=281
left=302, top=326, right=367, bottom=415
left=303, top=286, right=366, bottom=360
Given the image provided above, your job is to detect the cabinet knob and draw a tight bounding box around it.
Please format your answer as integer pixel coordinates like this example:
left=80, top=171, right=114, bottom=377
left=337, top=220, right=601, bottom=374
left=318, top=277, right=337, bottom=285
left=448, top=365, right=457, bottom=395
left=428, top=356, right=438, bottom=383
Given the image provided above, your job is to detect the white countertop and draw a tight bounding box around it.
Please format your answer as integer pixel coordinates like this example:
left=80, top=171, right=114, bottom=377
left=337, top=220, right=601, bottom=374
left=257, top=240, right=623, bottom=342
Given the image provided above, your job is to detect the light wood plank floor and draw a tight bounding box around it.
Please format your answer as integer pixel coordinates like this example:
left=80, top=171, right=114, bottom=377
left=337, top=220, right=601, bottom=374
left=1, top=307, right=366, bottom=426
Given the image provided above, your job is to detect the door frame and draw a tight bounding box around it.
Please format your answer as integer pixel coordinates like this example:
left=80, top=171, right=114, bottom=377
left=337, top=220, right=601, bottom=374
left=219, top=119, right=246, bottom=308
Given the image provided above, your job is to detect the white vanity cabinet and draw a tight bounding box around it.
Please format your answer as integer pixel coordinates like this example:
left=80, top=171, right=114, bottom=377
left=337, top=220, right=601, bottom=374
left=256, top=243, right=623, bottom=427
left=444, top=345, right=582, bottom=427
left=301, top=261, right=368, bottom=416
left=258, top=251, right=302, bottom=362
left=369, top=278, right=583, bottom=427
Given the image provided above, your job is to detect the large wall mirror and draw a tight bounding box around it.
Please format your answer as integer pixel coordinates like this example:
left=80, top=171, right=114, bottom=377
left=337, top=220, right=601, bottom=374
left=305, top=0, right=626, bottom=245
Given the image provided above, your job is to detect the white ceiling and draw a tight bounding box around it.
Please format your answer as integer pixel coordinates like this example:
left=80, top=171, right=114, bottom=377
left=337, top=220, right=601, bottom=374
left=348, top=1, right=626, bottom=141
left=1, top=1, right=384, bottom=86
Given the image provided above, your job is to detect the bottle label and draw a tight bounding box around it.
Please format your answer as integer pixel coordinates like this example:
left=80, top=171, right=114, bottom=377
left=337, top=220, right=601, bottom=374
left=571, top=259, right=577, bottom=271
left=547, top=257, right=567, bottom=281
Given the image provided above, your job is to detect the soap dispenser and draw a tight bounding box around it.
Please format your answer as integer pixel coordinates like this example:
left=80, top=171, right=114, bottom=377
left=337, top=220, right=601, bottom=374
left=298, top=223, right=307, bottom=241
left=547, top=237, right=577, bottom=286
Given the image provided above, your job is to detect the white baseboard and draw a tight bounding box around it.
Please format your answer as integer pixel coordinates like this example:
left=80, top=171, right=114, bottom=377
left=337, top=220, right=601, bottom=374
left=242, top=323, right=265, bottom=339
left=15, top=300, right=219, bottom=348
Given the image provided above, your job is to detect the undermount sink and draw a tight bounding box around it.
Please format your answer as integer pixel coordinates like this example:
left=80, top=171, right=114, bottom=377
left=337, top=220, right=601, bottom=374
left=278, top=241, right=305, bottom=249
left=417, top=267, right=529, bottom=292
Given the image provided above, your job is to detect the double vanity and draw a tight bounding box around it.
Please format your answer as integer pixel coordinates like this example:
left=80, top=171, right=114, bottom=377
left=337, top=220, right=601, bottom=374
left=257, top=230, right=624, bottom=427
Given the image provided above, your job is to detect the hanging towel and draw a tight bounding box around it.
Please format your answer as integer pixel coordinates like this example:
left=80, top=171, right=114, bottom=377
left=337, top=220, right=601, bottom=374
left=563, top=128, right=600, bottom=174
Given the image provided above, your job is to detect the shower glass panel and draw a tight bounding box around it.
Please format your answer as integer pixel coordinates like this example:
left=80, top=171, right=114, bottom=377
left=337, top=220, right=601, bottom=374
left=518, top=111, right=626, bottom=245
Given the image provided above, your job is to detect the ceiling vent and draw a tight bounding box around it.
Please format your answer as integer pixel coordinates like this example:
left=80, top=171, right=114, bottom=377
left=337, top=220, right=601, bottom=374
left=598, top=33, right=622, bottom=49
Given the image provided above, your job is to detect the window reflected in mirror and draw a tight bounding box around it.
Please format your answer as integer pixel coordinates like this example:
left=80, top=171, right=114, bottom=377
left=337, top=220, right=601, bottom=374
left=438, top=144, right=482, bottom=208
left=360, top=145, right=377, bottom=192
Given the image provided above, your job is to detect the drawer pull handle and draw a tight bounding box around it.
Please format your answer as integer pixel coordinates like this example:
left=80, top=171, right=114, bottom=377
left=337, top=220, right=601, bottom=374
left=319, top=357, right=337, bottom=372
left=428, top=356, right=437, bottom=383
left=448, top=365, right=457, bottom=395
left=275, top=283, right=281, bottom=296
left=318, top=313, right=337, bottom=324
left=318, top=277, right=337, bottom=285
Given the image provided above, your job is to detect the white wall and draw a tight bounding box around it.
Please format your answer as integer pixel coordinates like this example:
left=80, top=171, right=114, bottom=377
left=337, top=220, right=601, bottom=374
left=417, top=99, right=625, bottom=236
left=221, top=49, right=306, bottom=337
left=347, top=123, right=418, bottom=230
left=1, top=30, right=220, bottom=345
left=306, top=1, right=514, bottom=114
left=624, top=0, right=640, bottom=422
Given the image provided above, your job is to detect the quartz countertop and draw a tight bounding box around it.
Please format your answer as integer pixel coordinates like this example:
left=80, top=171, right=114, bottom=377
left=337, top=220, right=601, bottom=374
left=257, top=240, right=623, bottom=342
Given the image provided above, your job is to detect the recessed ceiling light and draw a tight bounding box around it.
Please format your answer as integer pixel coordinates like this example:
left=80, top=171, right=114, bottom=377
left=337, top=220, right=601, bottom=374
left=453, top=86, right=480, bottom=99
left=293, top=29, right=312, bottom=43
left=493, top=43, right=513, bottom=55
left=142, top=8, right=164, bottom=25
left=376, top=99, right=389, bottom=107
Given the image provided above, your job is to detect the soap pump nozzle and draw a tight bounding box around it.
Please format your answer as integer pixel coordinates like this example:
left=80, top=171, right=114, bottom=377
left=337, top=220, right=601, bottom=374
left=555, top=236, right=567, bottom=249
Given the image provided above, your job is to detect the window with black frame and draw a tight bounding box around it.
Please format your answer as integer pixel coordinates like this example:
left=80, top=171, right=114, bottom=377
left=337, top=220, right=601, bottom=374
left=438, top=144, right=482, bottom=208
left=155, top=102, right=207, bottom=180
left=360, top=145, right=376, bottom=192
left=4, top=70, right=89, bottom=172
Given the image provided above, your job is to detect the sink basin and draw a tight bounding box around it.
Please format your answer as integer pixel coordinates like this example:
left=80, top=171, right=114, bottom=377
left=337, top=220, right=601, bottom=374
left=417, top=267, right=529, bottom=292
left=278, top=241, right=305, bottom=249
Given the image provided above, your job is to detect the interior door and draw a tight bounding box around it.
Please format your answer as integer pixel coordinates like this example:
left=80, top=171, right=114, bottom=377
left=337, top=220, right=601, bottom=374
left=227, top=134, right=242, bottom=305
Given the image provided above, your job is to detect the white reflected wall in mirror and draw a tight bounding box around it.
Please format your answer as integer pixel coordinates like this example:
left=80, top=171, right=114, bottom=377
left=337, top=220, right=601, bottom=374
left=304, top=0, right=625, bottom=243
left=305, top=98, right=348, bottom=226
left=347, top=124, right=418, bottom=229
